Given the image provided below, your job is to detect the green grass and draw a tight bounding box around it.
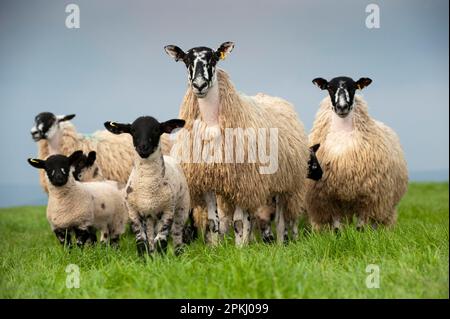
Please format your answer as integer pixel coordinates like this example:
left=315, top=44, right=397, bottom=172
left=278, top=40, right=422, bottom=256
left=0, top=183, right=448, bottom=298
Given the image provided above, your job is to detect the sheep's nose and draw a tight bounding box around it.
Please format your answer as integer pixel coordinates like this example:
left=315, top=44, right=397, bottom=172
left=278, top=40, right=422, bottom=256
left=193, top=82, right=207, bottom=91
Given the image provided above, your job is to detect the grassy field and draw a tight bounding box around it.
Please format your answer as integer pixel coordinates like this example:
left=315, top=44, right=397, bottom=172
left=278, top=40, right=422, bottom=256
left=0, top=183, right=448, bottom=298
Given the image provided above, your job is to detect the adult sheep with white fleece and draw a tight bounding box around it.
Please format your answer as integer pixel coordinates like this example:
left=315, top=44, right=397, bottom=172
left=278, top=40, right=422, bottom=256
left=306, top=76, right=408, bottom=230
left=30, top=112, right=172, bottom=192
left=164, top=42, right=309, bottom=245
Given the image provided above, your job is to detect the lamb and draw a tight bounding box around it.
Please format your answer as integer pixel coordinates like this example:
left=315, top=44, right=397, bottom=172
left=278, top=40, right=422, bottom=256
left=305, top=76, right=408, bottom=230
left=30, top=112, right=172, bottom=192
left=104, top=116, right=190, bottom=256
left=27, top=151, right=128, bottom=247
left=164, top=42, right=309, bottom=245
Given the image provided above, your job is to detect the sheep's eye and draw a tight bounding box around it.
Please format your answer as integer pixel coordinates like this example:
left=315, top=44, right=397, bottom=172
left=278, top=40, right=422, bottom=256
left=51, top=170, right=55, bottom=176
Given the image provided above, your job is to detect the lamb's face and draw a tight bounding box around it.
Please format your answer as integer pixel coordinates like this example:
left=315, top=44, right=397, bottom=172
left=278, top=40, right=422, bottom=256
left=312, top=77, right=372, bottom=118
left=27, top=151, right=83, bottom=187
left=164, top=42, right=234, bottom=98
left=307, top=144, right=323, bottom=181
left=72, top=151, right=97, bottom=181
left=30, top=112, right=75, bottom=141
left=104, top=117, right=185, bottom=159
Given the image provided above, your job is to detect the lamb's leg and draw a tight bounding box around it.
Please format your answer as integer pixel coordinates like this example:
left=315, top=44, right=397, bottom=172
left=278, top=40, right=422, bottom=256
left=332, top=215, right=342, bottom=233
left=154, top=210, right=173, bottom=254
left=129, top=210, right=149, bottom=256
left=172, top=208, right=187, bottom=256
left=290, top=217, right=299, bottom=241
left=74, top=227, right=92, bottom=247
left=204, top=192, right=219, bottom=245
left=356, top=215, right=368, bottom=231
left=54, top=228, right=72, bottom=248
left=145, top=216, right=156, bottom=254
left=182, top=209, right=197, bottom=245
left=233, top=206, right=251, bottom=246
left=86, top=226, right=97, bottom=244
left=275, top=195, right=287, bottom=244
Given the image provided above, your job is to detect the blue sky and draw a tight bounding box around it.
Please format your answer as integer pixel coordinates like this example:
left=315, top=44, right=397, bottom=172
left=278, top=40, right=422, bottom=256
left=0, top=0, right=448, bottom=206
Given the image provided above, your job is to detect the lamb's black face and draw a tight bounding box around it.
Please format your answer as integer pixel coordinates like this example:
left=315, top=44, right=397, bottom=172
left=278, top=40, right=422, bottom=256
left=307, top=144, right=323, bottom=181
left=27, top=151, right=83, bottom=187
left=72, top=151, right=96, bottom=181
left=30, top=112, right=76, bottom=141
left=104, top=117, right=186, bottom=159
left=312, top=77, right=372, bottom=118
left=164, top=42, right=235, bottom=98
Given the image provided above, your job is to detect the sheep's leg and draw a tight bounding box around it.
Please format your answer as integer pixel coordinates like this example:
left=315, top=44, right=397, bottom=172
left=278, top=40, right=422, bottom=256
left=290, top=217, right=299, bottom=241
left=204, top=192, right=219, bottom=245
left=275, top=196, right=287, bottom=244
left=259, top=217, right=275, bottom=243
left=108, top=225, right=120, bottom=248
left=182, top=209, right=198, bottom=245
left=129, top=211, right=149, bottom=256
left=172, top=208, right=187, bottom=256
left=233, top=207, right=251, bottom=246
left=332, top=216, right=342, bottom=233
left=218, top=204, right=231, bottom=238
left=249, top=215, right=258, bottom=243
left=86, top=226, right=97, bottom=244
left=54, top=228, right=72, bottom=248
left=356, top=215, right=368, bottom=231
left=145, top=217, right=156, bottom=254
left=99, top=229, right=109, bottom=244
left=154, top=210, right=173, bottom=254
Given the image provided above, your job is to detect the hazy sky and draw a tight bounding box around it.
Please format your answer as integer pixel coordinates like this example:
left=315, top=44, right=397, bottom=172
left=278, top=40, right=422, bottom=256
left=0, top=0, right=448, bottom=194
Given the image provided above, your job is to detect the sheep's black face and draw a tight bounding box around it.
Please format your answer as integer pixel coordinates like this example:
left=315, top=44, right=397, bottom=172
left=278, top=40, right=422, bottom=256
left=30, top=112, right=76, bottom=141
left=72, top=151, right=96, bottom=181
left=164, top=42, right=235, bottom=98
left=104, top=117, right=185, bottom=159
left=307, top=144, right=323, bottom=181
left=312, top=77, right=372, bottom=118
left=27, top=151, right=83, bottom=187
left=31, top=112, right=56, bottom=141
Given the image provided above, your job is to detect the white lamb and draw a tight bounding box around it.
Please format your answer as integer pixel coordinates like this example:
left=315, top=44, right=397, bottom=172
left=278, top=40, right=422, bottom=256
left=104, top=116, right=190, bottom=256
left=27, top=151, right=128, bottom=246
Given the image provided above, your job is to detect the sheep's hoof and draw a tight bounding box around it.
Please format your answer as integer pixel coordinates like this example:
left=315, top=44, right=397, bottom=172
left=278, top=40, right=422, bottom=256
left=155, top=238, right=168, bottom=254
left=262, top=233, right=274, bottom=244
left=174, top=245, right=185, bottom=256
left=136, top=240, right=149, bottom=257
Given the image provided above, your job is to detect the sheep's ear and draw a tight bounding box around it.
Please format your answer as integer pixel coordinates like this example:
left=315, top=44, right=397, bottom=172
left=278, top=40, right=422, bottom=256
left=68, top=150, right=84, bottom=166
left=27, top=158, right=46, bottom=169
left=356, top=77, right=372, bottom=90
left=160, top=119, right=185, bottom=134
left=57, top=114, right=76, bottom=122
left=310, top=144, right=321, bottom=153
left=164, top=45, right=186, bottom=62
left=104, top=121, right=131, bottom=135
left=216, top=42, right=235, bottom=61
left=86, top=151, right=96, bottom=166
left=312, top=78, right=328, bottom=90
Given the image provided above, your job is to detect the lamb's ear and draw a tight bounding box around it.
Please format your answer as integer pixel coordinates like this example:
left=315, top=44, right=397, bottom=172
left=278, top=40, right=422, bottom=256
left=312, top=78, right=328, bottom=90
left=160, top=119, right=185, bottom=134
left=27, top=158, right=46, bottom=169
left=68, top=150, right=84, bottom=166
left=164, top=45, right=186, bottom=62
left=104, top=121, right=131, bottom=135
left=216, top=42, right=235, bottom=60
left=57, top=114, right=76, bottom=122
left=86, top=151, right=96, bottom=166
left=356, top=77, right=372, bottom=90
left=310, top=143, right=321, bottom=153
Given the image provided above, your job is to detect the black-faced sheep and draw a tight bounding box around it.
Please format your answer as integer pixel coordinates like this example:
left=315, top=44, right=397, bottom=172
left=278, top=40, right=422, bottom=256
left=104, top=117, right=190, bottom=256
left=27, top=151, right=128, bottom=247
left=164, top=42, right=309, bottom=245
left=306, top=76, right=408, bottom=230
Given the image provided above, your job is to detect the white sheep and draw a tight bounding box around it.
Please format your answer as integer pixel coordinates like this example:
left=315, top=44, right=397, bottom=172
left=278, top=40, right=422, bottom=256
left=306, top=76, right=408, bottom=230
left=164, top=42, right=309, bottom=245
left=104, top=116, right=190, bottom=256
left=27, top=151, right=128, bottom=246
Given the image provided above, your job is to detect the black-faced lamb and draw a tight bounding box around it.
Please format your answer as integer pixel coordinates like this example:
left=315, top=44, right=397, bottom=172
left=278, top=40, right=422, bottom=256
left=27, top=151, right=128, bottom=247
left=104, top=117, right=190, bottom=256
